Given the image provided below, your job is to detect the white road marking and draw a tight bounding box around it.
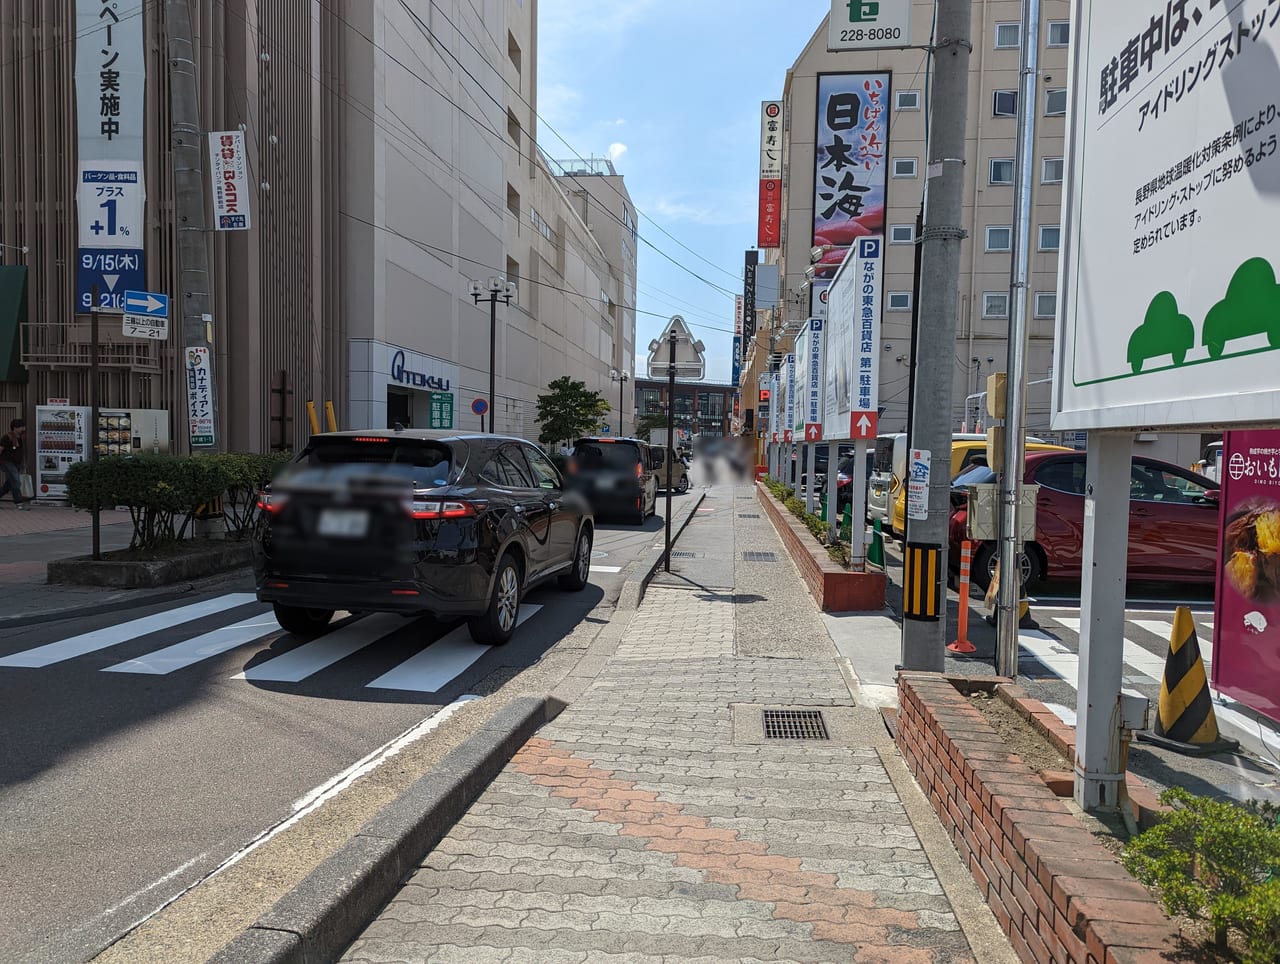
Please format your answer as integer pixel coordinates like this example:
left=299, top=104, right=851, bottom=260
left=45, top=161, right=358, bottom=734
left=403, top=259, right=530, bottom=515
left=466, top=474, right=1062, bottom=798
left=99, top=851, right=209, bottom=919
left=0, top=594, right=260, bottom=668
left=367, top=605, right=543, bottom=693
left=102, top=613, right=282, bottom=675
left=233, top=613, right=409, bottom=683
left=1016, top=629, right=1082, bottom=687
left=590, top=565, right=622, bottom=573
left=1047, top=616, right=1168, bottom=681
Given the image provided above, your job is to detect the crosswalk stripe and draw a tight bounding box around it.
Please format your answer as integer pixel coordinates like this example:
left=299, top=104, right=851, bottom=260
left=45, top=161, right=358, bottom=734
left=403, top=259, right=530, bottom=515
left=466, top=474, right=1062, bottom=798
left=0, top=594, right=260, bottom=669
left=1045, top=616, right=1167, bottom=681
left=1016, top=629, right=1082, bottom=687
left=1131, top=617, right=1214, bottom=670
left=367, top=605, right=542, bottom=693
left=590, top=565, right=623, bottom=574
left=233, top=613, right=410, bottom=683
left=102, top=613, right=282, bottom=675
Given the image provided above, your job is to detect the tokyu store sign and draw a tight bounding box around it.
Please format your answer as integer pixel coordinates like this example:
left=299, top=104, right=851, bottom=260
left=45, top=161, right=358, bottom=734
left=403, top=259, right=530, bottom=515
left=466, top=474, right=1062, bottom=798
left=828, top=1, right=912, bottom=51
left=1054, top=0, right=1280, bottom=430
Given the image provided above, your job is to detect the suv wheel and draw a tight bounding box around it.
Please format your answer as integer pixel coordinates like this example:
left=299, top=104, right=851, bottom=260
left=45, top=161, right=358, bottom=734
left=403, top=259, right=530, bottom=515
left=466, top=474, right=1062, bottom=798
left=676, top=474, right=690, bottom=494
left=273, top=603, right=334, bottom=637
left=469, top=551, right=522, bottom=645
left=558, top=527, right=593, bottom=591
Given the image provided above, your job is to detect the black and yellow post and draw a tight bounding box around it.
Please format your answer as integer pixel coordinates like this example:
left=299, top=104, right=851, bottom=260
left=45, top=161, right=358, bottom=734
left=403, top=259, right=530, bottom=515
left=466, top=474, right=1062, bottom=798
left=1139, top=606, right=1238, bottom=756
left=902, top=543, right=942, bottom=621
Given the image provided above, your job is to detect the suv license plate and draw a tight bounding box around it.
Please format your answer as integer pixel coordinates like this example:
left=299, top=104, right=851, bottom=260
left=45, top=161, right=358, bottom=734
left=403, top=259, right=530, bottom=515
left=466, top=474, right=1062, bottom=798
left=317, top=508, right=369, bottom=539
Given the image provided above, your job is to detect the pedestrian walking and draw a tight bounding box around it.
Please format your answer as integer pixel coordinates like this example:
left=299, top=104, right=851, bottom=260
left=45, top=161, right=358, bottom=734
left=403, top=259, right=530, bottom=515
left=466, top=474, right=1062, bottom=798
left=0, top=417, right=30, bottom=509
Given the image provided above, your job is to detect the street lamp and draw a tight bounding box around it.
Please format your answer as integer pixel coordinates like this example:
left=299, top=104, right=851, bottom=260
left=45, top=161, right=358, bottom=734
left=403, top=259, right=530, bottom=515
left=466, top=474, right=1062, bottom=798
left=609, top=368, right=630, bottom=436
left=469, top=275, right=517, bottom=432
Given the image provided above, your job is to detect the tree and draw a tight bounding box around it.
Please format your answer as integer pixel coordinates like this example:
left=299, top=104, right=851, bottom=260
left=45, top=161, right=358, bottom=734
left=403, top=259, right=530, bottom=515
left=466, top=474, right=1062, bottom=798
left=536, top=376, right=611, bottom=447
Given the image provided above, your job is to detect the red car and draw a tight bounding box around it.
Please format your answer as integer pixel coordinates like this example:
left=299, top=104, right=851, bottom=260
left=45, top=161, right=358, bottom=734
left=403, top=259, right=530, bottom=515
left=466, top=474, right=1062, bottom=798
left=948, top=451, right=1220, bottom=591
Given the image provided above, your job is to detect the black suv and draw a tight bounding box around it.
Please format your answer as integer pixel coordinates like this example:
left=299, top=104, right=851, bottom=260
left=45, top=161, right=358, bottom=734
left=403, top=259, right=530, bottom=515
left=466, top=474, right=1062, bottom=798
left=564, top=437, right=658, bottom=524
left=253, top=431, right=593, bottom=645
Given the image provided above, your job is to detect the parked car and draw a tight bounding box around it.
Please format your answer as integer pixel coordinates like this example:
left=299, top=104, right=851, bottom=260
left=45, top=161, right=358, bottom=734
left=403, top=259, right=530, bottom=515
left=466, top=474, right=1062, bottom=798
left=649, top=445, right=691, bottom=494
left=947, top=451, right=1220, bottom=591
left=253, top=430, right=594, bottom=645
left=564, top=436, right=659, bottom=525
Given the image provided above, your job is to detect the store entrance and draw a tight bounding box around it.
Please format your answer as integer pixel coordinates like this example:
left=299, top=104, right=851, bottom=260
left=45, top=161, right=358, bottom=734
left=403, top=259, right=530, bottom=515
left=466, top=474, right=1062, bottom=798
left=387, top=389, right=412, bottom=429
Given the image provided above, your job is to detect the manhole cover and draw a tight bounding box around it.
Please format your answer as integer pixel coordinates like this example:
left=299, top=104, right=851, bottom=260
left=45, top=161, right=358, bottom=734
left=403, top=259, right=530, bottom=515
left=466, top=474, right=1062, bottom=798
left=762, top=709, right=829, bottom=741
left=738, top=513, right=760, bottom=519
left=742, top=551, right=778, bottom=562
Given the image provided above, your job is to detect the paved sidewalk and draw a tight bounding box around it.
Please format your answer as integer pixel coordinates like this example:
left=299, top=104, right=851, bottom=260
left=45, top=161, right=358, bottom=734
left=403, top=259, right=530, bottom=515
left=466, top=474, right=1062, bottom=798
left=342, top=485, right=1012, bottom=962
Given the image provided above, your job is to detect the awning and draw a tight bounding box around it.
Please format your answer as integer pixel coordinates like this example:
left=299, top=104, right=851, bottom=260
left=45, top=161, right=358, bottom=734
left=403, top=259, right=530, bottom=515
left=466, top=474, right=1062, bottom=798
left=0, top=265, right=28, bottom=384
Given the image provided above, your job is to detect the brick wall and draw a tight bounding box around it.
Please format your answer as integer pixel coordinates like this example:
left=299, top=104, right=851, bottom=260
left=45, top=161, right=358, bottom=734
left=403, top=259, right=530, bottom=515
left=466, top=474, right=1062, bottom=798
left=896, top=672, right=1184, bottom=964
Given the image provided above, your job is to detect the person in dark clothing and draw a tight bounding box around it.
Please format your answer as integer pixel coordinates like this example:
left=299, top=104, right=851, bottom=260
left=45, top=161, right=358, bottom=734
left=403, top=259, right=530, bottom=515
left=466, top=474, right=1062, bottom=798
left=0, top=418, right=30, bottom=509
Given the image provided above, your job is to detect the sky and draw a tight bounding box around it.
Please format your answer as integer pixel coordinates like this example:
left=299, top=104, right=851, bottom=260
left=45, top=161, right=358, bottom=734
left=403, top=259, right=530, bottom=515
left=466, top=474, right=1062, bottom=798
left=536, top=1, right=836, bottom=385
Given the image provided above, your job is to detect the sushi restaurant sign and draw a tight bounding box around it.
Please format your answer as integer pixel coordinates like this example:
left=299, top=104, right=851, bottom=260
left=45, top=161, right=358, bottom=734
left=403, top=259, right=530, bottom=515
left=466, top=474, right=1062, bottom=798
left=1053, top=0, right=1280, bottom=431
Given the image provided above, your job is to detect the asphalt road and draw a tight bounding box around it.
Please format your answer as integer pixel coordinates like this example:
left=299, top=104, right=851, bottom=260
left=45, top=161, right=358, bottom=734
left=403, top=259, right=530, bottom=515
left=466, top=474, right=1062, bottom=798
left=0, top=507, right=677, bottom=963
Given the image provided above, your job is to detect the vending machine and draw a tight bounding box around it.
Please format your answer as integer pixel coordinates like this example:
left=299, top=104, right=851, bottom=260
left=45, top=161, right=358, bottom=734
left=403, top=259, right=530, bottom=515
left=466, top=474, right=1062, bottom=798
left=34, top=406, right=91, bottom=501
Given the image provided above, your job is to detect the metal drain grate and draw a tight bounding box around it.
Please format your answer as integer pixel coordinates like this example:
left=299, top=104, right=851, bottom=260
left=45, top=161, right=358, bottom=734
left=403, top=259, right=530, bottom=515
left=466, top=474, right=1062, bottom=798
left=762, top=709, right=829, bottom=741
left=738, top=513, right=760, bottom=519
left=670, top=550, right=698, bottom=559
left=741, top=551, right=778, bottom=562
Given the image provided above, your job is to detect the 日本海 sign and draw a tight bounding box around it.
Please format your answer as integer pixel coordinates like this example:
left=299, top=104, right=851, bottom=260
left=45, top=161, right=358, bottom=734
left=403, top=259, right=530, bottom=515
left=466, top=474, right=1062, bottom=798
left=828, top=0, right=913, bottom=51
left=1055, top=0, right=1280, bottom=430
left=209, top=131, right=252, bottom=231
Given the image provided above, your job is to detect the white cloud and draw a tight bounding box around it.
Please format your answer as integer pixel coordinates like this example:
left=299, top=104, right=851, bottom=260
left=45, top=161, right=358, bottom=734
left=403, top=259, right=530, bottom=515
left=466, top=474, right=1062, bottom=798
left=538, top=82, right=583, bottom=128
left=649, top=195, right=753, bottom=228
left=607, top=142, right=628, bottom=163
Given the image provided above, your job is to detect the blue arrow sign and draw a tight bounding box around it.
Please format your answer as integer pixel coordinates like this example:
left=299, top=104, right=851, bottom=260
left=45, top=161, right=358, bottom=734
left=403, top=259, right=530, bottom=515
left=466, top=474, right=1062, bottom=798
left=123, top=290, right=169, bottom=317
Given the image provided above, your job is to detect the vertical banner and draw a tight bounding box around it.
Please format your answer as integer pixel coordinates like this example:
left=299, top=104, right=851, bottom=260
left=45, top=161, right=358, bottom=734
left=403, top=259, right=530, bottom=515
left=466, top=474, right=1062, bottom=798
left=185, top=347, right=216, bottom=447
left=77, top=162, right=145, bottom=249
left=806, top=317, right=824, bottom=427
left=812, top=72, right=889, bottom=290
left=732, top=296, right=744, bottom=387
left=759, top=101, right=784, bottom=248
left=784, top=353, right=797, bottom=437
left=208, top=131, right=252, bottom=231
left=743, top=250, right=758, bottom=342
left=853, top=236, right=883, bottom=415
left=1213, top=429, right=1280, bottom=723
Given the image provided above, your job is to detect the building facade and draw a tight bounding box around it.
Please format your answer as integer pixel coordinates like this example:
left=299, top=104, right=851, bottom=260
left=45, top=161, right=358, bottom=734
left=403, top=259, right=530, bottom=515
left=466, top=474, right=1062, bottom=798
left=0, top=0, right=635, bottom=460
left=634, top=378, right=736, bottom=440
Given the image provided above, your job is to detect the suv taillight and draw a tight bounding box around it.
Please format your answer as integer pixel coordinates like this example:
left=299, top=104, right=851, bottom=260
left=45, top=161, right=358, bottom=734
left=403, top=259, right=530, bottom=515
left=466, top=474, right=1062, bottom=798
left=257, top=490, right=288, bottom=514
left=635, top=462, right=644, bottom=477
left=405, top=498, right=477, bottom=520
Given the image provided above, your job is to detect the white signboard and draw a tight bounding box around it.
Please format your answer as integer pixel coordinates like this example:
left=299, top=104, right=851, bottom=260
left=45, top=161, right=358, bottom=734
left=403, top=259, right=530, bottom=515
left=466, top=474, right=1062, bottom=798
left=907, top=448, right=930, bottom=521
left=760, top=101, right=783, bottom=179
left=185, top=347, right=215, bottom=447
left=806, top=318, right=825, bottom=426
left=208, top=131, right=252, bottom=231
left=77, top=162, right=144, bottom=249
left=122, top=314, right=167, bottom=340
left=1055, top=0, right=1280, bottom=430
left=828, top=0, right=912, bottom=51
left=823, top=237, right=882, bottom=439
left=75, top=0, right=146, bottom=163
left=783, top=353, right=797, bottom=436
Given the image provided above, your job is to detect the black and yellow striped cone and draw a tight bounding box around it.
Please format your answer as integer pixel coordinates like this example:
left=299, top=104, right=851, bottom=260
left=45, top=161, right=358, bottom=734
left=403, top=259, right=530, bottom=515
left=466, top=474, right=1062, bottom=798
left=1138, top=607, right=1238, bottom=756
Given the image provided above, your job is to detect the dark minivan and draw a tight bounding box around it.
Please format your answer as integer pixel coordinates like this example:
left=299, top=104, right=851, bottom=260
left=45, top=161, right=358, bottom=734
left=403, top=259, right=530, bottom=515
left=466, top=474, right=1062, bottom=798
left=565, top=437, right=658, bottom=524
left=253, top=430, right=593, bottom=644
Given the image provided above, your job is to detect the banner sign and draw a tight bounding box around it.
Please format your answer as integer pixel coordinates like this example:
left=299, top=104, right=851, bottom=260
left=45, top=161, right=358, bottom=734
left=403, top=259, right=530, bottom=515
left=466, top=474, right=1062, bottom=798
left=77, top=249, right=145, bottom=311
left=812, top=72, right=889, bottom=288
left=823, top=237, right=882, bottom=439
left=208, top=131, right=252, bottom=231
left=75, top=0, right=146, bottom=163
left=1055, top=0, right=1280, bottom=430
left=732, top=336, right=742, bottom=388
left=78, top=162, right=144, bottom=249
left=1213, top=429, right=1280, bottom=723
left=185, top=347, right=215, bottom=447
left=806, top=317, right=824, bottom=425
left=784, top=352, right=797, bottom=435
left=743, top=250, right=758, bottom=341
left=759, top=101, right=783, bottom=248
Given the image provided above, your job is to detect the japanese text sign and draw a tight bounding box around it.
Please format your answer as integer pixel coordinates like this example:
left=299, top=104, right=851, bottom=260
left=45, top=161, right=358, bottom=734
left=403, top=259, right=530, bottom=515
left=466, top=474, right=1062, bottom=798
left=185, top=347, right=215, bottom=447
left=77, top=162, right=144, bottom=250
left=75, top=0, right=146, bottom=163
left=208, top=131, right=252, bottom=231
left=828, top=0, right=913, bottom=52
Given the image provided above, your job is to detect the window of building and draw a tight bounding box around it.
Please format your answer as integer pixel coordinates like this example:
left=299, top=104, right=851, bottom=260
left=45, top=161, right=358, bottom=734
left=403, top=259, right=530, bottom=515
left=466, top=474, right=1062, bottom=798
left=507, top=109, right=521, bottom=148
left=892, top=157, right=918, bottom=178
left=890, top=224, right=915, bottom=244
left=887, top=292, right=912, bottom=311
left=989, top=157, right=1014, bottom=185
left=1045, top=88, right=1068, bottom=116
left=1039, top=224, right=1061, bottom=251
left=895, top=90, right=920, bottom=111
left=995, top=22, right=1021, bottom=48
left=1047, top=21, right=1070, bottom=47
left=674, top=394, right=694, bottom=417
left=529, top=207, right=553, bottom=241
left=506, top=183, right=520, bottom=218
left=640, top=389, right=662, bottom=415
left=698, top=394, right=724, bottom=420
left=983, top=292, right=1010, bottom=318
left=993, top=90, right=1018, bottom=117
left=507, top=31, right=522, bottom=73
left=985, top=226, right=1012, bottom=252
left=506, top=257, right=520, bottom=304
left=1035, top=292, right=1057, bottom=317
left=1042, top=156, right=1064, bottom=184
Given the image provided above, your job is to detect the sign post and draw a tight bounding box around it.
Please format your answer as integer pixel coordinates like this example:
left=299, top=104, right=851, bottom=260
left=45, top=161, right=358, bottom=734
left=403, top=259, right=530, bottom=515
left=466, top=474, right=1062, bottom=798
left=121, top=289, right=169, bottom=341
left=471, top=397, right=488, bottom=433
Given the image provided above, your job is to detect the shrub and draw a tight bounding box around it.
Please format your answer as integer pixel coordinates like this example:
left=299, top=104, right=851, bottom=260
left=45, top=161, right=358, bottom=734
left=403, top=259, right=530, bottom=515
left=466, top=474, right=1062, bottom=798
left=1123, top=786, right=1280, bottom=960
left=762, top=477, right=852, bottom=566
left=207, top=451, right=292, bottom=534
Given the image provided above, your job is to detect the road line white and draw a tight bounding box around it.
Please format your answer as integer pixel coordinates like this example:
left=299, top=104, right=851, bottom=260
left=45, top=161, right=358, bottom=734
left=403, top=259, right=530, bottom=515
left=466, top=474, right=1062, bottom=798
left=367, top=605, right=542, bottom=693
left=234, top=613, right=408, bottom=683
left=0, top=593, right=260, bottom=668
left=98, top=851, right=210, bottom=920
left=1045, top=616, right=1168, bottom=681
left=589, top=565, right=622, bottom=573
left=209, top=696, right=479, bottom=878
left=1016, top=629, right=1081, bottom=687
left=102, top=613, right=281, bottom=675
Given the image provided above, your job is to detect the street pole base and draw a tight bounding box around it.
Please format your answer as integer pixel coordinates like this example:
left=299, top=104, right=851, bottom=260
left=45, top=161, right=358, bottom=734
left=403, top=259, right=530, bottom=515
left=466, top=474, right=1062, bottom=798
left=1136, top=730, right=1239, bottom=757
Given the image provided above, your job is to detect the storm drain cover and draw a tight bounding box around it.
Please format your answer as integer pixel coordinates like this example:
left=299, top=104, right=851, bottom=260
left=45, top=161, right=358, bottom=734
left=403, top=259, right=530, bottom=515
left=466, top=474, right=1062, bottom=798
left=738, top=513, right=760, bottom=519
left=741, top=551, right=778, bottom=562
left=762, top=709, right=829, bottom=741
left=670, top=550, right=700, bottom=559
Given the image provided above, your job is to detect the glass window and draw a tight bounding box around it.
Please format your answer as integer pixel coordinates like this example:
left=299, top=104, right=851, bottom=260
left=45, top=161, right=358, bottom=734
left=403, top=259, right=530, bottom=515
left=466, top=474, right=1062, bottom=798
left=698, top=394, right=724, bottom=419
left=893, top=157, right=918, bottom=178
left=887, top=292, right=912, bottom=311
left=1039, top=224, right=1061, bottom=251
left=1042, top=157, right=1064, bottom=184
left=989, top=158, right=1014, bottom=184
left=983, top=293, right=1009, bottom=318
left=895, top=90, right=921, bottom=110
left=1035, top=458, right=1087, bottom=495
left=890, top=224, right=915, bottom=244
left=497, top=445, right=535, bottom=487
left=1045, top=88, right=1068, bottom=116
left=993, top=90, right=1018, bottom=117
left=1131, top=463, right=1216, bottom=503
left=986, top=226, right=1012, bottom=252
left=1047, top=21, right=1070, bottom=46
left=995, top=22, right=1020, bottom=48
left=639, top=388, right=662, bottom=415
left=522, top=445, right=562, bottom=489
left=1035, top=292, right=1057, bottom=318
left=572, top=440, right=645, bottom=471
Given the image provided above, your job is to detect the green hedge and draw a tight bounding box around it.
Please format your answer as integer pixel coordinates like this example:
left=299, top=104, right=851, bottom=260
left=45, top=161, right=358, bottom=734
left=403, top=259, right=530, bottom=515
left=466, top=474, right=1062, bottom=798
left=66, top=451, right=292, bottom=550
left=761, top=477, right=852, bottom=567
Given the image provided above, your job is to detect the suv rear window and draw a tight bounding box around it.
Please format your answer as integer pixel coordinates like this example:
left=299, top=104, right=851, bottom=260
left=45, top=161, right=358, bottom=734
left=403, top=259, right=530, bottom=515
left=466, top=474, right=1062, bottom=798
left=283, top=437, right=455, bottom=487
left=573, top=440, right=645, bottom=470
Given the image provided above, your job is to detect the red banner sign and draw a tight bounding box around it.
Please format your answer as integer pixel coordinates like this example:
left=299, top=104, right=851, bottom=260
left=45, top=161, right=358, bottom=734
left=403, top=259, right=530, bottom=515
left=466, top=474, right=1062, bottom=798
left=758, top=179, right=781, bottom=248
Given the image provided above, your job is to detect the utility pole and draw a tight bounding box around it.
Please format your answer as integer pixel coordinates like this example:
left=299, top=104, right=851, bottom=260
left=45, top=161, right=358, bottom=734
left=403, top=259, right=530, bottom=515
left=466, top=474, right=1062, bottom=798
left=663, top=329, right=676, bottom=571
left=469, top=277, right=516, bottom=432
left=901, top=0, right=973, bottom=672
left=166, top=0, right=218, bottom=453
left=996, top=0, right=1041, bottom=677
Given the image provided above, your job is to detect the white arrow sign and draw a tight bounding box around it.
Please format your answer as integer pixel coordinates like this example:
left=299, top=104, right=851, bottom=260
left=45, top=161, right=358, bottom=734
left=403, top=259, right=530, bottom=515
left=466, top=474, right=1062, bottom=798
left=808, top=425, right=820, bottom=440
left=856, top=414, right=871, bottom=434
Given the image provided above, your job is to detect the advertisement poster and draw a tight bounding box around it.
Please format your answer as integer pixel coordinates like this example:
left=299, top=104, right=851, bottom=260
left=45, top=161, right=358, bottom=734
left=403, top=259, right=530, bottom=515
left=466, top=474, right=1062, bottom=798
left=1056, top=0, right=1280, bottom=430
left=208, top=131, right=252, bottom=231
left=185, top=347, right=215, bottom=447
left=828, top=0, right=913, bottom=51
left=1213, top=429, right=1280, bottom=723
left=907, top=448, right=930, bottom=521
left=75, top=0, right=146, bottom=163
left=759, top=101, right=783, bottom=248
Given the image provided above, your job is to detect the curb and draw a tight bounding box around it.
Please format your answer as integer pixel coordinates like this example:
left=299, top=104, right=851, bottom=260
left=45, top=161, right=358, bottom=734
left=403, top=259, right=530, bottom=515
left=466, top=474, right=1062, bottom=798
left=616, top=489, right=707, bottom=611
left=210, top=695, right=565, bottom=964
